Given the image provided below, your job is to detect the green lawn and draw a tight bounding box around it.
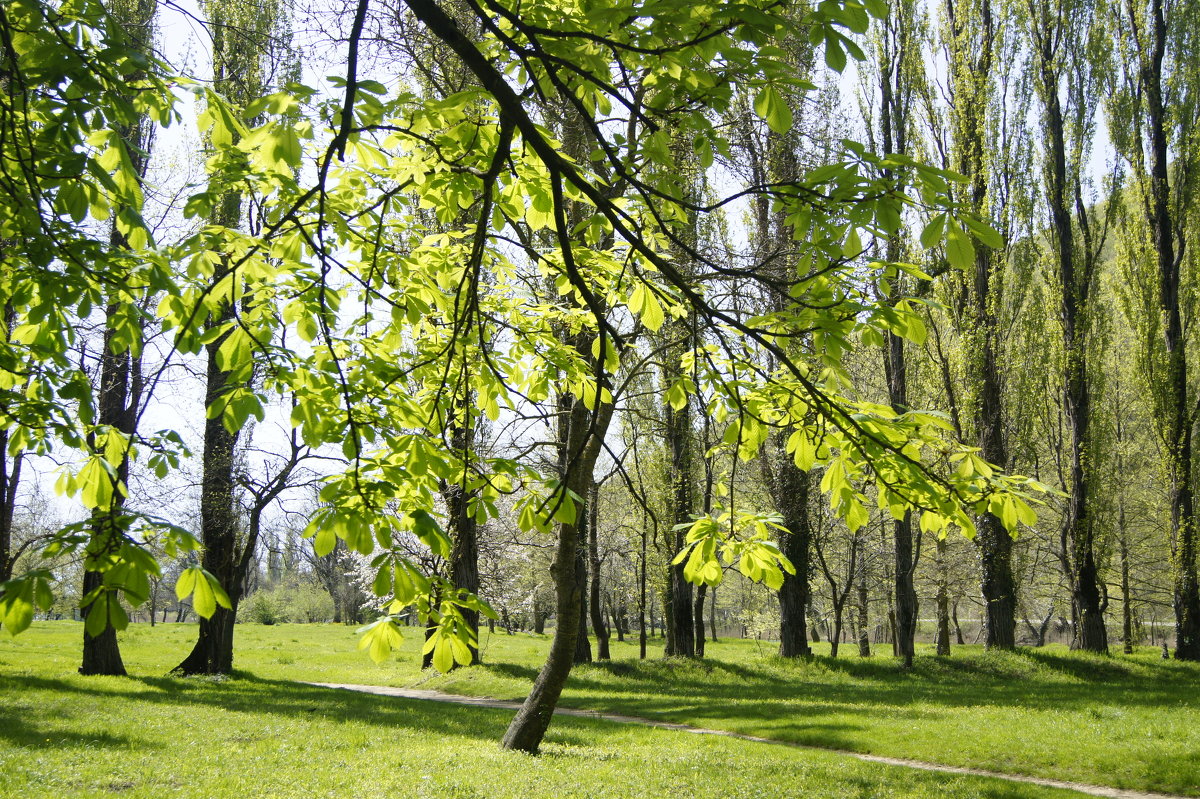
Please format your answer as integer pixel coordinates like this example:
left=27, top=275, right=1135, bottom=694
left=2, top=621, right=1196, bottom=798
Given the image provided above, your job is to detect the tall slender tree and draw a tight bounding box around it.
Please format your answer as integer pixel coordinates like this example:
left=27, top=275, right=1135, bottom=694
left=933, top=0, right=1023, bottom=648
left=79, top=0, right=158, bottom=677
left=175, top=0, right=286, bottom=675
left=1110, top=0, right=1200, bottom=659
left=1024, top=0, right=1113, bottom=652
left=873, top=0, right=924, bottom=666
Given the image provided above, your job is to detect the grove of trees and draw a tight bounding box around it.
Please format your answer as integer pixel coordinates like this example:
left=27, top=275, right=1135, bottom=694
left=1, top=0, right=1198, bottom=753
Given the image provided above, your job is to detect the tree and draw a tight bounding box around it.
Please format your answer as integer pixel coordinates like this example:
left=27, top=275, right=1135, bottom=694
left=868, top=0, right=924, bottom=666
left=926, top=0, right=1034, bottom=649
left=1022, top=0, right=1113, bottom=652
left=0, top=0, right=220, bottom=642
left=1110, top=0, right=1200, bottom=660
left=3, top=0, right=1047, bottom=761
left=174, top=0, right=292, bottom=676
left=77, top=0, right=155, bottom=677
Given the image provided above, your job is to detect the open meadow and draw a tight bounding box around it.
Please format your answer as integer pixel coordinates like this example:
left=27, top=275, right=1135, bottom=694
left=1, top=622, right=1197, bottom=798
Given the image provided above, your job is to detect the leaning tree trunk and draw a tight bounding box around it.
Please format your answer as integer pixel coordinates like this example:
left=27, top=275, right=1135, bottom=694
left=501, top=394, right=613, bottom=752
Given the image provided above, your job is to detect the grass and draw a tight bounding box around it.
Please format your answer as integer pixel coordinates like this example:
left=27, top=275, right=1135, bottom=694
left=2, top=621, right=1197, bottom=798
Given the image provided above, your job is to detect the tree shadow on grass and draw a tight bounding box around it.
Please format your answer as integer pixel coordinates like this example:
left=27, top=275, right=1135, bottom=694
left=0, top=705, right=135, bottom=751
left=0, top=673, right=513, bottom=745
left=526, top=646, right=1200, bottom=719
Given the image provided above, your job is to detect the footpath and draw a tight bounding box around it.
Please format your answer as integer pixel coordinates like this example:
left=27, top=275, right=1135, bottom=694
left=306, top=681, right=1189, bottom=799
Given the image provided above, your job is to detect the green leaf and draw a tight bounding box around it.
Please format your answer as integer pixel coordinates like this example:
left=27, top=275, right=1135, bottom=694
left=754, top=85, right=793, bottom=135
left=920, top=213, right=945, bottom=250
left=631, top=284, right=665, bottom=332
left=84, top=591, right=110, bottom=638
left=357, top=617, right=403, bottom=664
left=411, top=510, right=450, bottom=558
left=962, top=214, right=1004, bottom=249
left=432, top=634, right=454, bottom=673
left=666, top=379, right=689, bottom=412
left=78, top=457, right=115, bottom=510
left=824, top=35, right=847, bottom=72
left=176, top=566, right=231, bottom=618
left=175, top=565, right=197, bottom=600
left=1, top=579, right=35, bottom=634
left=945, top=221, right=975, bottom=270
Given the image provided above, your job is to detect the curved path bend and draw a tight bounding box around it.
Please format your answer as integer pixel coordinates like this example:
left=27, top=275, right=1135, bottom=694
left=306, top=681, right=1190, bottom=799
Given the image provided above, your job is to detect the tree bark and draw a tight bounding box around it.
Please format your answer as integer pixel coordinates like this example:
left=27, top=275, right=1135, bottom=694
left=769, top=439, right=812, bottom=658
left=693, top=584, right=707, bottom=657
left=857, top=580, right=871, bottom=657
left=1134, top=0, right=1200, bottom=660
left=587, top=483, right=610, bottom=660
left=501, top=394, right=613, bottom=752
left=174, top=309, right=243, bottom=676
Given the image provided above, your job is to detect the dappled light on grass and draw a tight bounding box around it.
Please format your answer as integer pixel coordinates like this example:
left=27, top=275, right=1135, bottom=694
left=3, top=622, right=1198, bottom=796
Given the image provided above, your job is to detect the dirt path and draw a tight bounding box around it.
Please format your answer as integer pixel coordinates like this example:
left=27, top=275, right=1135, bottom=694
left=307, top=681, right=1189, bottom=799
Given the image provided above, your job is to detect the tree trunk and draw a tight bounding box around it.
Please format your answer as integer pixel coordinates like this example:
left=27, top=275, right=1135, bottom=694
left=773, top=453, right=812, bottom=658
left=501, top=393, right=612, bottom=752
left=879, top=0, right=919, bottom=669
left=639, top=529, right=648, bottom=659
left=709, top=587, right=718, bottom=643
left=857, top=581, right=871, bottom=657
left=1121, top=522, right=1134, bottom=654
left=588, top=483, right=610, bottom=660
left=829, top=598, right=844, bottom=658
left=80, top=301, right=139, bottom=677
left=174, top=314, right=243, bottom=676
left=0, top=430, right=21, bottom=584
left=79, top=568, right=126, bottom=676
left=944, top=0, right=1017, bottom=650
left=1137, top=0, right=1200, bottom=660
left=693, top=584, right=707, bottom=657
left=447, top=471, right=480, bottom=665
left=935, top=536, right=951, bottom=655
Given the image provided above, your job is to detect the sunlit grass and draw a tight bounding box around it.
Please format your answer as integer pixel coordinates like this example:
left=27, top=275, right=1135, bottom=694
left=2, top=621, right=1197, bottom=797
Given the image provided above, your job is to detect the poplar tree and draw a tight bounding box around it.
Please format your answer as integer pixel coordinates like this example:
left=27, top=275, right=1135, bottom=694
left=175, top=0, right=287, bottom=675
left=1024, top=0, right=1113, bottom=652
left=1110, top=0, right=1200, bottom=659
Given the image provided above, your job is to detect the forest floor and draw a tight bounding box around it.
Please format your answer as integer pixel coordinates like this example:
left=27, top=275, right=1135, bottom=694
left=1, top=621, right=1197, bottom=798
